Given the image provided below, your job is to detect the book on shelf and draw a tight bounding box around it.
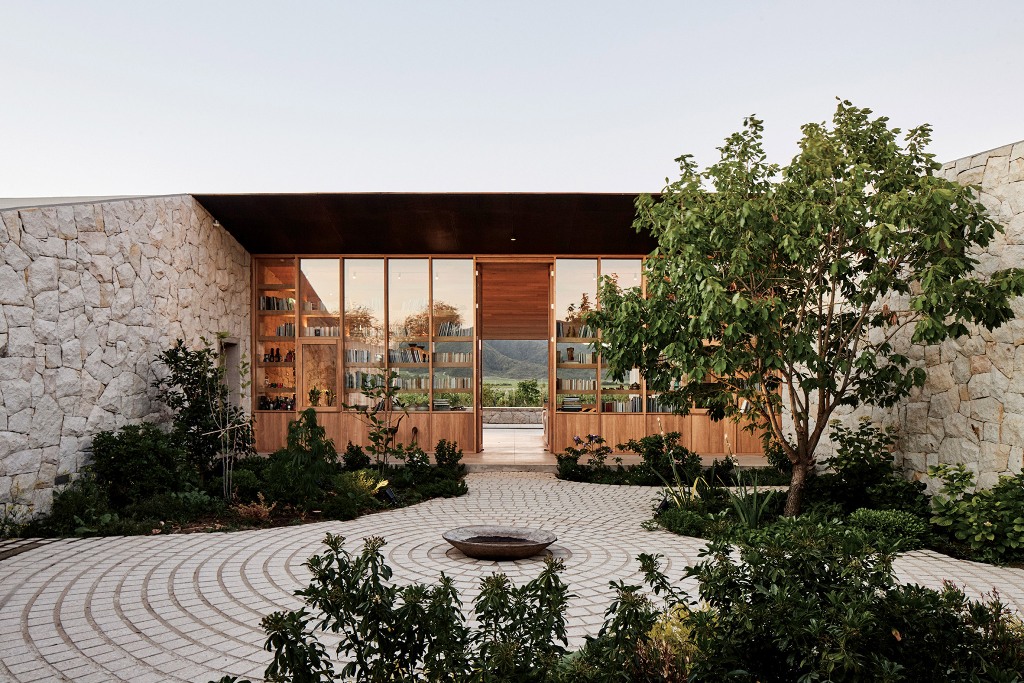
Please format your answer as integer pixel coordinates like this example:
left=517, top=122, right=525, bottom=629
left=432, top=398, right=450, bottom=411
left=260, top=295, right=296, bottom=311
left=345, top=349, right=383, bottom=363
left=433, top=351, right=472, bottom=363
left=435, top=321, right=473, bottom=337
left=433, top=374, right=472, bottom=389
left=603, top=396, right=644, bottom=413
left=560, top=396, right=583, bottom=412
left=555, top=378, right=597, bottom=390
left=557, top=349, right=596, bottom=364
left=388, top=347, right=429, bottom=363
left=273, top=322, right=296, bottom=336
left=302, top=326, right=340, bottom=337
left=555, top=321, right=595, bottom=338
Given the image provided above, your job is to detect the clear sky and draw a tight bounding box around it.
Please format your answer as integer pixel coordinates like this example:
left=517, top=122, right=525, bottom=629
left=1, top=0, right=1021, bottom=195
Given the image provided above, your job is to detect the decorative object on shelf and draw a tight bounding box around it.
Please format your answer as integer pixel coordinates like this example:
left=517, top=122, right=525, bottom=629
left=566, top=347, right=575, bottom=362
left=308, top=385, right=322, bottom=407
left=325, top=388, right=336, bottom=407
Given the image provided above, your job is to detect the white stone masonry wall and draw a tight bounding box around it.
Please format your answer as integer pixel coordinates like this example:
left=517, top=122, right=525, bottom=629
left=0, top=196, right=251, bottom=514
left=822, top=141, right=1024, bottom=488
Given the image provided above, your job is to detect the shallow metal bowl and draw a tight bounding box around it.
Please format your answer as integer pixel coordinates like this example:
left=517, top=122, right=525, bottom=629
left=442, top=525, right=557, bottom=560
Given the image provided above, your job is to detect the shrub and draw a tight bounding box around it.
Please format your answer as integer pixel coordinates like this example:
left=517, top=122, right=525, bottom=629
left=233, top=493, right=277, bottom=523
left=433, top=438, right=464, bottom=471
left=229, top=468, right=261, bottom=503
left=395, top=444, right=431, bottom=481
left=270, top=409, right=340, bottom=508
left=33, top=476, right=149, bottom=537
left=930, top=464, right=1024, bottom=562
left=341, top=441, right=371, bottom=471
left=153, top=338, right=254, bottom=481
left=848, top=507, right=928, bottom=550
left=251, top=534, right=570, bottom=683
left=90, top=423, right=191, bottom=508
left=807, top=418, right=929, bottom=516
left=124, top=487, right=223, bottom=523
left=637, top=520, right=1024, bottom=681
left=618, top=432, right=701, bottom=483
left=318, top=471, right=384, bottom=521
left=415, top=478, right=469, bottom=499
left=657, top=507, right=717, bottom=538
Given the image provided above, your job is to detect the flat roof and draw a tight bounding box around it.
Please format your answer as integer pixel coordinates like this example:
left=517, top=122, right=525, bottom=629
left=193, top=193, right=656, bottom=256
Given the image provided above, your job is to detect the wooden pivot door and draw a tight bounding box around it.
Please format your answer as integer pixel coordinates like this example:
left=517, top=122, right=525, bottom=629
left=476, top=260, right=552, bottom=449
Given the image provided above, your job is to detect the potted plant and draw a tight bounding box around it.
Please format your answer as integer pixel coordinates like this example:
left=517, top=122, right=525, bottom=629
left=308, top=385, right=322, bottom=407
left=325, top=388, right=336, bottom=407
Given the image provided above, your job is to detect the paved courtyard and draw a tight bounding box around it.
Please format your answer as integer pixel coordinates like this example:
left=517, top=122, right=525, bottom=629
left=1, top=472, right=1023, bottom=682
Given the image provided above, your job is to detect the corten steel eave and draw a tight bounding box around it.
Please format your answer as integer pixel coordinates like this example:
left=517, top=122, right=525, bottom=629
left=193, top=192, right=658, bottom=256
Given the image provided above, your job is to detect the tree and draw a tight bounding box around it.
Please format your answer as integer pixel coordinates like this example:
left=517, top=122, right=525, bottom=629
left=590, top=101, right=1024, bottom=516
left=154, top=337, right=255, bottom=497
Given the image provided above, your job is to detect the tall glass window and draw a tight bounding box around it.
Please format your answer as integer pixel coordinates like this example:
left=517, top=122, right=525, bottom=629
left=343, top=259, right=385, bottom=407
left=388, top=259, right=430, bottom=410
left=432, top=259, right=475, bottom=412
left=555, top=259, right=598, bottom=412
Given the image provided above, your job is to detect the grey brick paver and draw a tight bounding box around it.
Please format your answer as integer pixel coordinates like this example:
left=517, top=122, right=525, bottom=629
left=1, top=472, right=1023, bottom=682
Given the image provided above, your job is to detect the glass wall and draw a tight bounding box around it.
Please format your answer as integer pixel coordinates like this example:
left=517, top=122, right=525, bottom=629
left=554, top=259, right=598, bottom=412
left=388, top=259, right=431, bottom=410
left=343, top=259, right=385, bottom=407
left=432, top=259, right=474, bottom=412
left=599, top=259, right=643, bottom=413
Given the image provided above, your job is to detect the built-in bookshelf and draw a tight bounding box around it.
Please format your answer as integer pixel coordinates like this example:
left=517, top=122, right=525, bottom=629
left=255, top=258, right=297, bottom=411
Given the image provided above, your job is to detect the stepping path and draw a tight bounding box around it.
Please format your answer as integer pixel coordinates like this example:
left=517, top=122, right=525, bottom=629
left=1, top=472, right=1023, bottom=682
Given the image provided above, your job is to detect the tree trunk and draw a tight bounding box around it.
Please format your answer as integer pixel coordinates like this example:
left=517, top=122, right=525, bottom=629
left=783, top=458, right=812, bottom=517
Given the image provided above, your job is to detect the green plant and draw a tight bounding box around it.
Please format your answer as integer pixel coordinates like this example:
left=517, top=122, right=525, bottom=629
left=307, top=385, right=322, bottom=407
left=124, top=487, right=223, bottom=523
left=591, top=101, right=1024, bottom=516
left=433, top=438, right=463, bottom=471
left=726, top=471, right=779, bottom=530
left=617, top=431, right=701, bottom=483
left=90, top=423, right=190, bottom=508
left=319, top=471, right=386, bottom=521
left=808, top=419, right=929, bottom=517
left=632, top=520, right=1024, bottom=681
left=256, top=534, right=571, bottom=682
left=0, top=502, right=32, bottom=538
left=342, top=441, right=371, bottom=471
left=229, top=468, right=261, bottom=503
left=340, top=370, right=408, bottom=475
left=33, top=476, right=150, bottom=537
left=848, top=507, right=928, bottom=551
left=270, top=408, right=339, bottom=508
left=930, top=464, right=1024, bottom=562
left=153, top=337, right=255, bottom=497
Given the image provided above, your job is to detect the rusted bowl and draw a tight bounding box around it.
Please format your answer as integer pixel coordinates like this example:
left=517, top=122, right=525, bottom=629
left=442, top=525, right=557, bottom=560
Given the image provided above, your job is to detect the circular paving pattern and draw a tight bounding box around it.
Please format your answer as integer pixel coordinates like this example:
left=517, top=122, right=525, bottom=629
left=1, top=472, right=1023, bottom=682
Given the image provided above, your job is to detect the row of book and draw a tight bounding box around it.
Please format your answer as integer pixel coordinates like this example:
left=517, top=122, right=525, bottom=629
left=396, top=377, right=430, bottom=389
left=435, top=351, right=471, bottom=363
left=389, top=348, right=429, bottom=363
left=303, top=326, right=340, bottom=337
left=556, top=321, right=595, bottom=338
left=301, top=301, right=337, bottom=312
left=273, top=322, right=296, bottom=337
left=436, top=322, right=473, bottom=336
left=344, top=371, right=383, bottom=390
left=557, top=350, right=596, bottom=364
left=603, top=397, right=644, bottom=413
left=555, top=378, right=597, bottom=390
left=260, top=296, right=296, bottom=311
left=434, top=375, right=473, bottom=389
left=345, top=349, right=383, bottom=363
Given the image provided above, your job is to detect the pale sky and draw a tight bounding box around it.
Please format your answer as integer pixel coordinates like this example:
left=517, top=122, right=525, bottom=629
left=1, top=1, right=1021, bottom=196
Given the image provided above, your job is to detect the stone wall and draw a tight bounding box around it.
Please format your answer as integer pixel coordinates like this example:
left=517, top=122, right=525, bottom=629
left=0, top=195, right=251, bottom=514
left=482, top=407, right=543, bottom=424
left=823, top=141, right=1024, bottom=488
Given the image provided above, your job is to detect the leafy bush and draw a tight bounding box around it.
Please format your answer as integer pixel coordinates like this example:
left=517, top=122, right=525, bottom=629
left=342, top=441, right=371, bottom=471
left=90, top=423, right=191, bottom=508
left=657, top=507, right=719, bottom=538
left=32, top=476, right=148, bottom=537
left=631, top=520, right=1024, bottom=681
left=319, top=471, right=384, bottom=521
left=270, top=408, right=339, bottom=508
left=395, top=444, right=431, bottom=481
left=433, top=438, right=464, bottom=472
left=619, top=432, right=701, bottom=483
left=807, top=419, right=929, bottom=516
left=930, top=464, right=1024, bottom=562
left=124, top=487, right=223, bottom=523
left=228, top=468, right=261, bottom=503
left=250, top=534, right=570, bottom=682
left=153, top=338, right=254, bottom=480
left=415, top=477, right=469, bottom=499
left=847, top=507, right=928, bottom=550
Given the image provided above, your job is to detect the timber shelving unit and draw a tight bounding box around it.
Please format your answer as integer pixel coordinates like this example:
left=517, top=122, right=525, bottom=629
left=252, top=256, right=477, bottom=453
left=252, top=255, right=764, bottom=456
